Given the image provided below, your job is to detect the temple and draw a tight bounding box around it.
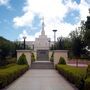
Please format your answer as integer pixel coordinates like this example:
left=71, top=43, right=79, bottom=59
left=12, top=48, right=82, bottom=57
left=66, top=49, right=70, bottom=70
left=26, top=18, right=53, bottom=51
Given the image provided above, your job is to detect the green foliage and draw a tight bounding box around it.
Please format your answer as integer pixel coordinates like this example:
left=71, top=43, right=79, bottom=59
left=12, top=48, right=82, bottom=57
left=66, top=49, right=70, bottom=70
left=17, top=53, right=28, bottom=65
left=0, top=64, right=29, bottom=89
left=70, top=29, right=86, bottom=58
left=69, top=19, right=90, bottom=59
left=84, top=78, right=90, bottom=90
left=85, top=16, right=90, bottom=47
left=7, top=58, right=17, bottom=64
left=56, top=65, right=86, bottom=89
left=50, top=52, right=54, bottom=62
left=31, top=53, right=35, bottom=62
left=0, top=37, right=14, bottom=66
left=50, top=37, right=72, bottom=50
left=58, top=57, right=66, bottom=64
left=87, top=64, right=90, bottom=77
left=0, top=37, right=29, bottom=66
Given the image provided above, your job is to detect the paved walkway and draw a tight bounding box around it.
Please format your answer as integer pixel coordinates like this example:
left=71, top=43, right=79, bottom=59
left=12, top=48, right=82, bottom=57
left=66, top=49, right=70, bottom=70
left=3, top=69, right=78, bottom=90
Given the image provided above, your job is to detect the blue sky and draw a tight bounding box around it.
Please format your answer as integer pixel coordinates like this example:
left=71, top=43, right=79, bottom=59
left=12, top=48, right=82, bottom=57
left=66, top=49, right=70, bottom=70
left=0, top=0, right=90, bottom=41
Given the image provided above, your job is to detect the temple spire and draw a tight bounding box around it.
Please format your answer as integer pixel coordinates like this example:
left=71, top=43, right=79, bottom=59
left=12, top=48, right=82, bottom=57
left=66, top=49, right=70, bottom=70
left=89, top=8, right=90, bottom=16
left=41, top=17, right=45, bottom=35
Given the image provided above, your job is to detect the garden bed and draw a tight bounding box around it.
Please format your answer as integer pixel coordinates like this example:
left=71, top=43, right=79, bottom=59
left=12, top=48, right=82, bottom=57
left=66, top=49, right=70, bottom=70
left=84, top=77, right=90, bottom=90
left=56, top=64, right=87, bottom=89
left=0, top=64, right=29, bottom=89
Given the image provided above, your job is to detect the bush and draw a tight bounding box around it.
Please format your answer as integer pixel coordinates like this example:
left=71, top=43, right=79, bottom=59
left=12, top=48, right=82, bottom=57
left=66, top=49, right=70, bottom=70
left=84, top=78, right=90, bottom=90
left=86, top=64, right=90, bottom=77
left=58, top=57, right=66, bottom=64
left=7, top=57, right=17, bottom=64
left=83, top=64, right=90, bottom=90
left=17, top=53, right=28, bottom=65
left=56, top=65, right=86, bottom=88
left=50, top=52, right=54, bottom=62
left=31, top=53, right=35, bottom=62
left=0, top=64, right=29, bottom=89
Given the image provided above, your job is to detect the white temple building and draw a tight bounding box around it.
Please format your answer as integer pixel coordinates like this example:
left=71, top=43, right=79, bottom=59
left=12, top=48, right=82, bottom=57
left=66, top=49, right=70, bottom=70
left=26, top=18, right=53, bottom=51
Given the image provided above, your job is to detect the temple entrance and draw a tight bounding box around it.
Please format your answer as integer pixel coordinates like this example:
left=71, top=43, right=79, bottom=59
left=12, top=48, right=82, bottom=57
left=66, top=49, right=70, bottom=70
left=37, top=50, right=49, bottom=61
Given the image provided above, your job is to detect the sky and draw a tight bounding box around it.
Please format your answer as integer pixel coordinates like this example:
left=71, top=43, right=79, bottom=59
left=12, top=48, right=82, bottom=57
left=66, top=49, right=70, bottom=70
left=0, top=0, right=90, bottom=41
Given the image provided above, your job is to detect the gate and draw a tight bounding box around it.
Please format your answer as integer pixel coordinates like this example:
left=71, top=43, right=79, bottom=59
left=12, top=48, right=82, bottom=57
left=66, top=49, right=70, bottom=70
left=37, top=50, right=49, bottom=61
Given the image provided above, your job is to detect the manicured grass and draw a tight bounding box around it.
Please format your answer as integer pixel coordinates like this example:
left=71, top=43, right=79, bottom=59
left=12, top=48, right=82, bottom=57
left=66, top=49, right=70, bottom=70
left=0, top=64, right=29, bottom=89
left=0, top=63, right=16, bottom=69
left=56, top=64, right=87, bottom=89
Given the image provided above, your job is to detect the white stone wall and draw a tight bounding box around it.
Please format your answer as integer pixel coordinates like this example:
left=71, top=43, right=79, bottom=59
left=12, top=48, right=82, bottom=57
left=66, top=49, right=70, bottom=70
left=17, top=50, right=32, bottom=66
left=54, top=50, right=68, bottom=66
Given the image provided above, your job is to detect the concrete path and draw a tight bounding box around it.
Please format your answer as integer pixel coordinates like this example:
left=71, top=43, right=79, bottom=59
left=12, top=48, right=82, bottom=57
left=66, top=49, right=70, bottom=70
left=3, top=69, right=78, bottom=90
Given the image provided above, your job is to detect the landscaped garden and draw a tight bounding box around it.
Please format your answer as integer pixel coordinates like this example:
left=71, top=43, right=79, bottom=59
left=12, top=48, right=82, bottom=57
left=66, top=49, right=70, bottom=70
left=0, top=64, right=29, bottom=89
left=56, top=57, right=90, bottom=90
left=0, top=7, right=90, bottom=90
left=0, top=51, right=29, bottom=89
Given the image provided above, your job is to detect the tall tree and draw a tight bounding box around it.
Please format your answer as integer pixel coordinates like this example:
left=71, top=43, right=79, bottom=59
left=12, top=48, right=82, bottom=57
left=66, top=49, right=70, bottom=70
left=85, top=15, right=90, bottom=49
left=69, top=28, right=86, bottom=67
left=51, top=37, right=72, bottom=50
left=0, top=37, right=13, bottom=66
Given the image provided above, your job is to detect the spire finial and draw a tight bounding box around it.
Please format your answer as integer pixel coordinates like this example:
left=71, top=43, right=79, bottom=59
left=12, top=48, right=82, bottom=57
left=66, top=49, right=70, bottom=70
left=41, top=16, right=45, bottom=35
left=89, top=8, right=90, bottom=15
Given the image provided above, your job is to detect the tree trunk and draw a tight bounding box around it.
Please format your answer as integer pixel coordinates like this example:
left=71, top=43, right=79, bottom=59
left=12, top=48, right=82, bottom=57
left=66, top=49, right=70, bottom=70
left=76, top=59, right=78, bottom=67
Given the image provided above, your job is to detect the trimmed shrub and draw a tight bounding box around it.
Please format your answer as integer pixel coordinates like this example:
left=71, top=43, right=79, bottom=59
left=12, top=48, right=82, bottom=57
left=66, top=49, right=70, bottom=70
left=56, top=65, right=86, bottom=88
left=50, top=52, right=54, bottom=62
left=0, top=64, right=29, bottom=89
left=58, top=57, right=66, bottom=65
left=31, top=53, right=35, bottom=62
left=17, top=53, right=28, bottom=65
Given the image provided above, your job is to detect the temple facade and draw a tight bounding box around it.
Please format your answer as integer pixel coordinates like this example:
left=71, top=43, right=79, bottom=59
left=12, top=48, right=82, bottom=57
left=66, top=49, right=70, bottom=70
left=26, top=18, right=53, bottom=51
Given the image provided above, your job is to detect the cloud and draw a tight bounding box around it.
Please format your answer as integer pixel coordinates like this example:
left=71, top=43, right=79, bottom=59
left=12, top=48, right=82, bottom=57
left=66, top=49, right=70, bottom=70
left=0, top=0, right=11, bottom=9
left=13, top=11, right=35, bottom=27
left=79, top=0, right=89, bottom=20
left=0, top=0, right=10, bottom=8
left=44, top=19, right=79, bottom=41
left=18, top=30, right=41, bottom=41
left=0, top=0, right=9, bottom=5
left=18, top=30, right=33, bottom=41
left=13, top=0, right=68, bottom=27
left=13, top=0, right=90, bottom=41
left=85, top=0, right=90, bottom=4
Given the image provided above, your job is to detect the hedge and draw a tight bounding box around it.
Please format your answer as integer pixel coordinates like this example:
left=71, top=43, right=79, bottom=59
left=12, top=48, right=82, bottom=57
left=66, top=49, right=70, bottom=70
left=84, top=77, right=90, bottom=90
left=0, top=64, right=29, bottom=89
left=84, top=64, right=90, bottom=90
left=56, top=64, right=86, bottom=89
left=87, top=64, right=90, bottom=77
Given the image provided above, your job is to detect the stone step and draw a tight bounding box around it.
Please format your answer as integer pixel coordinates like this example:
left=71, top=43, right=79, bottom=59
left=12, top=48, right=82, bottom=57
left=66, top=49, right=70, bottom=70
left=31, top=61, right=54, bottom=69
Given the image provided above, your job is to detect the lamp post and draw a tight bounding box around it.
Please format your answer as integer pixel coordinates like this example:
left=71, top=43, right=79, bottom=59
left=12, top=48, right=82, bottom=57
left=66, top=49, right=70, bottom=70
left=23, top=36, right=26, bottom=50
left=48, top=39, right=51, bottom=50
left=52, top=29, right=57, bottom=49
left=0, top=49, right=1, bottom=61
left=33, top=44, right=34, bottom=50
